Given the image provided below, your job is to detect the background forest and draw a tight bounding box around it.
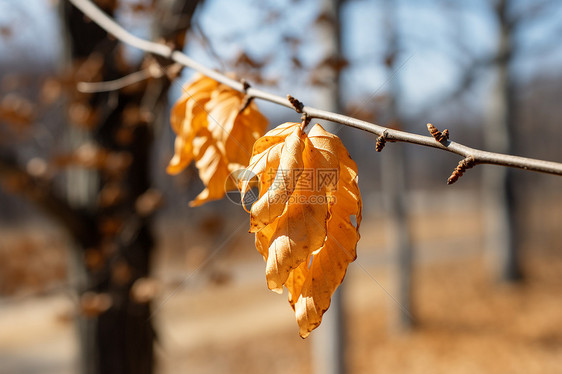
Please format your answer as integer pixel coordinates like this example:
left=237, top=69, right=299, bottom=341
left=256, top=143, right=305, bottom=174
left=0, top=0, right=561, bottom=373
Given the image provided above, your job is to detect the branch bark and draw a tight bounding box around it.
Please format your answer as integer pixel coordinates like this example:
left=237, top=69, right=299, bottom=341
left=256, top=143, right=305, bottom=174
left=66, top=0, right=562, bottom=180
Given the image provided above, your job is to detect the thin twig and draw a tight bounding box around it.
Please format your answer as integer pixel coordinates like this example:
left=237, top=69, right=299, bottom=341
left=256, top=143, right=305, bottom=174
left=67, top=0, right=562, bottom=178
left=77, top=68, right=156, bottom=93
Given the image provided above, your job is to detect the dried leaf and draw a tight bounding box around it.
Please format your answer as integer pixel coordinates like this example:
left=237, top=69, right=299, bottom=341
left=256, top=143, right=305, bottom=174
left=167, top=75, right=219, bottom=174
left=190, top=128, right=231, bottom=206
left=250, top=126, right=305, bottom=232
left=167, top=74, right=267, bottom=206
left=245, top=122, right=362, bottom=337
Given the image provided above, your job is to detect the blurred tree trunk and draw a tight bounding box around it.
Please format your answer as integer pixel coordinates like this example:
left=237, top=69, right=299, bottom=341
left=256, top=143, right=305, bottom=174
left=60, top=1, right=201, bottom=373
left=381, top=0, right=414, bottom=333
left=484, top=0, right=522, bottom=282
left=312, top=0, right=346, bottom=373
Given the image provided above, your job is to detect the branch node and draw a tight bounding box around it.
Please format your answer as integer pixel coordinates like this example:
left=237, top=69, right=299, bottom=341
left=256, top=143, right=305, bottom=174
left=427, top=123, right=449, bottom=144
left=287, top=94, right=304, bottom=113
left=237, top=79, right=254, bottom=114
left=166, top=44, right=185, bottom=60
left=241, top=79, right=251, bottom=93
left=447, top=156, right=476, bottom=185
left=164, top=63, right=183, bottom=81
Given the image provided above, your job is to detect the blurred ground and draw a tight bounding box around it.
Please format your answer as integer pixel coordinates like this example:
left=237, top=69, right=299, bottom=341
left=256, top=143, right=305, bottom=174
left=0, top=190, right=561, bottom=374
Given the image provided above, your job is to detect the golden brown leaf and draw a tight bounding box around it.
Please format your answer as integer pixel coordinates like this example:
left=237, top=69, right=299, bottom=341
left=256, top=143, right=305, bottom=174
left=250, top=126, right=305, bottom=232
left=167, top=74, right=267, bottom=206
left=239, top=122, right=301, bottom=204
left=189, top=128, right=231, bottom=206
left=246, top=122, right=362, bottom=337
left=288, top=125, right=362, bottom=337
left=167, top=75, right=219, bottom=174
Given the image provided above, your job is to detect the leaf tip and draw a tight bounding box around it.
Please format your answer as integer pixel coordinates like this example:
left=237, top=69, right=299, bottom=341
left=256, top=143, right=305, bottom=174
left=267, top=277, right=284, bottom=294
left=270, top=286, right=283, bottom=294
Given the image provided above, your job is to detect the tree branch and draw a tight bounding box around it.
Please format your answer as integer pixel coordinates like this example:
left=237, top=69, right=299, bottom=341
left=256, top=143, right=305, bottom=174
left=77, top=68, right=156, bottom=93
left=0, top=155, right=97, bottom=247
left=67, top=0, right=562, bottom=179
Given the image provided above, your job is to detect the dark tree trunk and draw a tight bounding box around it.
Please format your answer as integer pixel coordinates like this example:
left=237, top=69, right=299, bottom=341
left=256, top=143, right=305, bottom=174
left=61, top=3, right=155, bottom=373
left=60, top=1, right=202, bottom=373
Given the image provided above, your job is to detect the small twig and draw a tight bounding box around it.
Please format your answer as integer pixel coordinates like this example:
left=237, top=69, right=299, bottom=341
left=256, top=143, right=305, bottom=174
left=447, top=156, right=476, bottom=185
left=77, top=69, right=154, bottom=93
left=300, top=113, right=311, bottom=131
left=193, top=22, right=226, bottom=71
left=66, top=0, right=562, bottom=179
left=78, top=61, right=167, bottom=93
left=77, top=61, right=181, bottom=94
left=238, top=79, right=254, bottom=114
left=164, top=63, right=183, bottom=81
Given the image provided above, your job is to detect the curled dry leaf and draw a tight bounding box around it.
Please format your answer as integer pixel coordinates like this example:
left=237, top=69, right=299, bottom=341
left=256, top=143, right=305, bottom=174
left=167, top=74, right=267, bottom=206
left=241, top=122, right=362, bottom=338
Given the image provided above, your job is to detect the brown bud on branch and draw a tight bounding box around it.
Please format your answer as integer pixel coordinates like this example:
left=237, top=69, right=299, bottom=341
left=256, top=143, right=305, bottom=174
left=427, top=123, right=449, bottom=144
left=375, top=135, right=386, bottom=152
left=287, top=95, right=304, bottom=113
left=447, top=156, right=476, bottom=185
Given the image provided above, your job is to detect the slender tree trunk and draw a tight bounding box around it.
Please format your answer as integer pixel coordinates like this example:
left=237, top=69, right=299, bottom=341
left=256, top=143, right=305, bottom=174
left=380, top=0, right=414, bottom=333
left=484, top=0, right=522, bottom=282
left=312, top=0, right=346, bottom=373
left=381, top=138, right=413, bottom=333
left=381, top=143, right=413, bottom=332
